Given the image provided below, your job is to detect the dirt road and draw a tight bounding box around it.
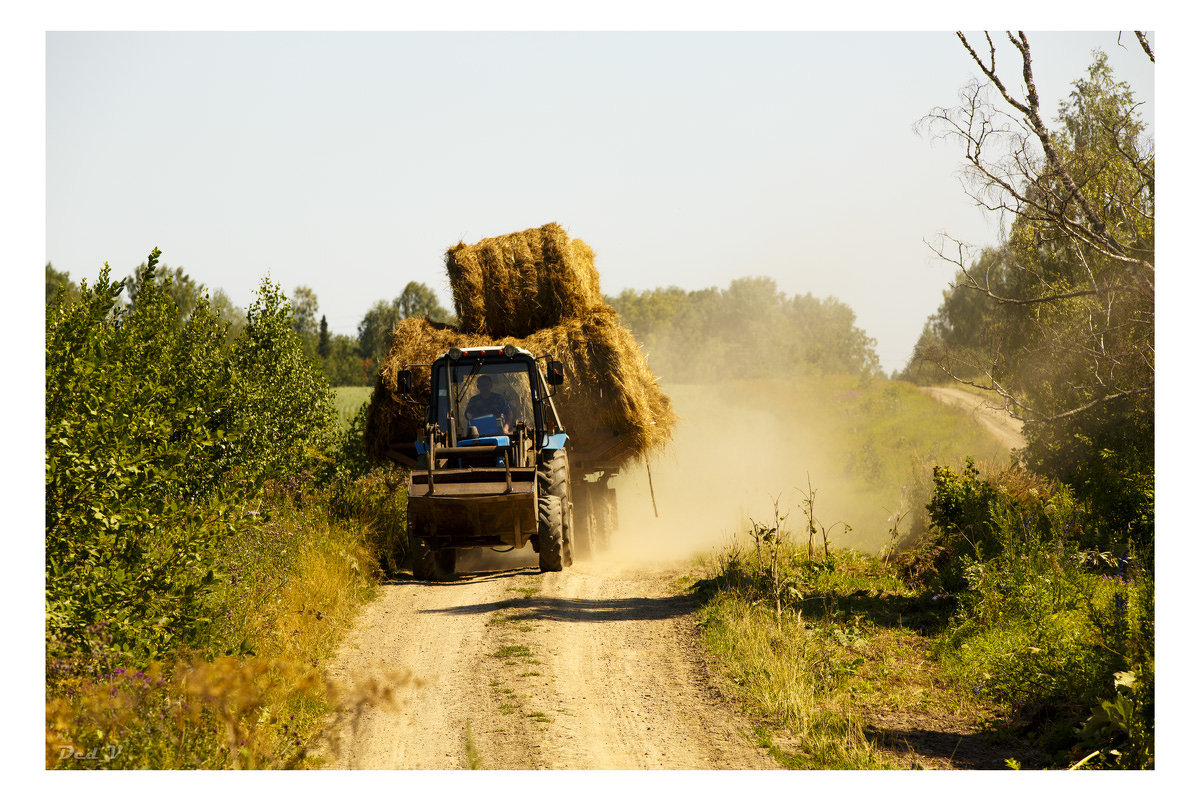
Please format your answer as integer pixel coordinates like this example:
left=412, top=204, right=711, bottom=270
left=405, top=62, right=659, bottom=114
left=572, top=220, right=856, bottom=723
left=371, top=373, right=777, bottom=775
left=319, top=551, right=777, bottom=770
left=924, top=386, right=1026, bottom=451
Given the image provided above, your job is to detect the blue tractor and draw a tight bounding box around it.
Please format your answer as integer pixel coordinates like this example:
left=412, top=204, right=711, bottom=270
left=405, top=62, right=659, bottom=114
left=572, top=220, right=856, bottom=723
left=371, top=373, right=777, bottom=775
left=393, top=344, right=575, bottom=579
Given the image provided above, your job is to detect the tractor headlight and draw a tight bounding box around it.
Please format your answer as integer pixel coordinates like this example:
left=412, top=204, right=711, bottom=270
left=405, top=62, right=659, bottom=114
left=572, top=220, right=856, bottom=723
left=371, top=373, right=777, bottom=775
left=502, top=344, right=518, bottom=359
left=448, top=347, right=464, bottom=360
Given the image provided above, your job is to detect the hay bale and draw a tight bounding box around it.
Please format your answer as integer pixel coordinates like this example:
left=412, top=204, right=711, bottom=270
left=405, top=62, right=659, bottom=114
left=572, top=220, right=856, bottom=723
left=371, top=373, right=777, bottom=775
left=445, top=222, right=604, bottom=338
left=365, top=312, right=676, bottom=467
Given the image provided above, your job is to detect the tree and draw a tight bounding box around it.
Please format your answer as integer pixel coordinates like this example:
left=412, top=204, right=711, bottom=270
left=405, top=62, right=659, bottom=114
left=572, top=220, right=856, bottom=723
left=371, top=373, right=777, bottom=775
left=209, top=288, right=247, bottom=346
left=46, top=263, right=79, bottom=306
left=396, top=281, right=452, bottom=322
left=318, top=314, right=331, bottom=358
left=355, top=282, right=453, bottom=379
left=356, top=299, right=400, bottom=374
left=607, top=278, right=881, bottom=381
left=124, top=263, right=207, bottom=327
left=291, top=285, right=320, bottom=358
left=911, top=33, right=1154, bottom=543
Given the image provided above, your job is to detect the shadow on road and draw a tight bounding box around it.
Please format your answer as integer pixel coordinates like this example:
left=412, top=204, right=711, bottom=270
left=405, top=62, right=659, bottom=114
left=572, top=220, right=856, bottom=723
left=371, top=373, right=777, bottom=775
left=425, top=592, right=695, bottom=624
left=380, top=566, right=541, bottom=587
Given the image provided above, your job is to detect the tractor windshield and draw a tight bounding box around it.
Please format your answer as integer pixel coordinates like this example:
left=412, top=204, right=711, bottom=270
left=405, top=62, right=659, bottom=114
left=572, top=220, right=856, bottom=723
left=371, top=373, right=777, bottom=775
left=435, top=360, right=536, bottom=437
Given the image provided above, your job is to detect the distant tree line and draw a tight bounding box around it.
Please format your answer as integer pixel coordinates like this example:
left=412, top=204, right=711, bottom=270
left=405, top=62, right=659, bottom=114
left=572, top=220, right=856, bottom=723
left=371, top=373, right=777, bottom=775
left=608, top=276, right=882, bottom=381
left=47, top=263, right=454, bottom=387
left=49, top=265, right=879, bottom=388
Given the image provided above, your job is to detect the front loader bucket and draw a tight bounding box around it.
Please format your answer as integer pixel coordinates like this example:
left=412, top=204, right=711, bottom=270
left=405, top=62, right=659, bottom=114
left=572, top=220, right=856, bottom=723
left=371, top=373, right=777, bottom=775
left=407, top=467, right=538, bottom=549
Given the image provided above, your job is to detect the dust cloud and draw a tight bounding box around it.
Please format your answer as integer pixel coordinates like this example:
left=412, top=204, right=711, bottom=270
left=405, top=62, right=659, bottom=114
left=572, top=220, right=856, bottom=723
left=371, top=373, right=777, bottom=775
left=606, top=384, right=892, bottom=564
left=451, top=382, right=899, bottom=572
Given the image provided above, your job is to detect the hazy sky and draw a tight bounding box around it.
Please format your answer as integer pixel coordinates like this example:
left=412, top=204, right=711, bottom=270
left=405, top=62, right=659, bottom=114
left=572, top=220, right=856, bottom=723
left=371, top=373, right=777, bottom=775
left=46, top=30, right=1155, bottom=373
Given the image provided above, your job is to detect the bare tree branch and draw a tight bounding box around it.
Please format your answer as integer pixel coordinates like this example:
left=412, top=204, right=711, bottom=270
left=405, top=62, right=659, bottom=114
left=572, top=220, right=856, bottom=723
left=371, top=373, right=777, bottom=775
left=1134, top=31, right=1155, bottom=62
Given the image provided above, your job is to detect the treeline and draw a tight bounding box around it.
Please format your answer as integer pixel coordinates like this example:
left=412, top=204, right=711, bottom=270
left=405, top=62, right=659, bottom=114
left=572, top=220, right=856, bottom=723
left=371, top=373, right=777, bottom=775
left=608, top=276, right=882, bottom=381
left=47, top=263, right=453, bottom=387
left=49, top=267, right=880, bottom=389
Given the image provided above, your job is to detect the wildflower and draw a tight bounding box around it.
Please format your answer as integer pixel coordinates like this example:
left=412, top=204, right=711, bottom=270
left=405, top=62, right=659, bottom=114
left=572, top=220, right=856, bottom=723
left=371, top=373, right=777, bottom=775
left=136, top=672, right=144, bottom=679
left=289, top=714, right=295, bottom=720
left=932, top=595, right=941, bottom=601
left=972, top=685, right=982, bottom=694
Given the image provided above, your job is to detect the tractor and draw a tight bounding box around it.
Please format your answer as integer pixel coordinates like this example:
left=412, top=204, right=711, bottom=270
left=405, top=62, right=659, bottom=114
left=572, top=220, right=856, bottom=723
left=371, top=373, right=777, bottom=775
left=389, top=344, right=577, bottom=579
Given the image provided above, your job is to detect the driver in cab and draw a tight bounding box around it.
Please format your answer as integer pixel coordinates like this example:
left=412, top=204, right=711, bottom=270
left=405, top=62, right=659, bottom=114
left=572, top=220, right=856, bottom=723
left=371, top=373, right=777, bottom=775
left=465, top=374, right=512, bottom=433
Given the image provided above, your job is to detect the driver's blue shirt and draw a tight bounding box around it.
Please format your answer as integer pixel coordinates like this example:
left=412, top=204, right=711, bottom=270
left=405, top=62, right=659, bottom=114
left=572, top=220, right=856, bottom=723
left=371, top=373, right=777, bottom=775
left=465, top=391, right=511, bottom=422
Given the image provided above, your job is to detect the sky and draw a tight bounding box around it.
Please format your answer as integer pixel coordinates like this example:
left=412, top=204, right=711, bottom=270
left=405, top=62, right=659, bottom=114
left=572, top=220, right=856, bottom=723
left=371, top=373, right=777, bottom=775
left=44, top=29, right=1155, bottom=374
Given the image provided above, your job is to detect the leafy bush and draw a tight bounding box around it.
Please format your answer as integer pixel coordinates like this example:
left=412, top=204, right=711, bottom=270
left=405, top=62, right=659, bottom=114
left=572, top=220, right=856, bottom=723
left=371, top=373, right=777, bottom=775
left=223, top=279, right=339, bottom=486
left=326, top=465, right=410, bottom=578
left=46, top=251, right=340, bottom=665
left=915, top=461, right=1153, bottom=766
left=46, top=255, right=246, bottom=661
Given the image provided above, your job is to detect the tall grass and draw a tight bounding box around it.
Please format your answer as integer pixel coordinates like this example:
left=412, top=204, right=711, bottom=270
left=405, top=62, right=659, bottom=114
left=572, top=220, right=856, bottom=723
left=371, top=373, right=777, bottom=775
left=46, top=471, right=409, bottom=769
left=695, top=520, right=902, bottom=769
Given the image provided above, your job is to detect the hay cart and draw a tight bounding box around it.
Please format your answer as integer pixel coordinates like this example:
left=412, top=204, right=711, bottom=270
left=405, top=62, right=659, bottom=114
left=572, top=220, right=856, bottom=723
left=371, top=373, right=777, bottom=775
left=386, top=344, right=592, bottom=579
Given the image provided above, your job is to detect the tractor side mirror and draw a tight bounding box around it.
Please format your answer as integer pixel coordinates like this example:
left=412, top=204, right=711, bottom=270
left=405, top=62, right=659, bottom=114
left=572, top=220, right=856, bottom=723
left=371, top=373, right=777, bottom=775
left=546, top=360, right=565, bottom=386
left=398, top=369, right=414, bottom=394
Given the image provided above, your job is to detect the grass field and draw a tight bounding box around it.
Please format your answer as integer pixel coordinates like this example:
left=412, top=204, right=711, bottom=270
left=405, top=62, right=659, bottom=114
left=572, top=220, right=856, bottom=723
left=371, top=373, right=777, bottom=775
left=333, top=386, right=372, bottom=431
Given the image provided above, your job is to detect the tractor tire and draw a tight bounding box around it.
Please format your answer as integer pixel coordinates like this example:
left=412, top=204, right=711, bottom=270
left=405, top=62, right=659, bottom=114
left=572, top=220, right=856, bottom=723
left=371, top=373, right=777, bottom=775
left=539, top=450, right=573, bottom=564
left=411, top=537, right=437, bottom=581
left=538, top=451, right=569, bottom=500
left=576, top=481, right=616, bottom=556
left=562, top=499, right=575, bottom=567
left=595, top=484, right=617, bottom=551
left=538, top=495, right=565, bottom=572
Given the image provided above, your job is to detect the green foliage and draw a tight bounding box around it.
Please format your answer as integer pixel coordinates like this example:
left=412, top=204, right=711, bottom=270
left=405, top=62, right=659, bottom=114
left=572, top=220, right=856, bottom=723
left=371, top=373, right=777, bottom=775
left=323, top=332, right=372, bottom=386
left=356, top=281, right=453, bottom=379
left=46, top=262, right=79, bottom=305
left=914, top=462, right=1153, bottom=766
left=124, top=262, right=209, bottom=328
left=326, top=465, right=410, bottom=578
left=904, top=51, right=1154, bottom=546
left=46, top=252, right=341, bottom=665
left=224, top=278, right=339, bottom=485
left=1076, top=667, right=1154, bottom=769
left=396, top=280, right=453, bottom=322
left=46, top=252, right=247, bottom=661
left=46, top=251, right=408, bottom=770
left=608, top=276, right=881, bottom=381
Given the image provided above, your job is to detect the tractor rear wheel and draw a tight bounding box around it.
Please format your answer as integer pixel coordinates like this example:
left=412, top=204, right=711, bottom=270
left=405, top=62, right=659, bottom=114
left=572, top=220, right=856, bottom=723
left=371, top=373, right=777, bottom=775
left=538, top=495, right=565, bottom=572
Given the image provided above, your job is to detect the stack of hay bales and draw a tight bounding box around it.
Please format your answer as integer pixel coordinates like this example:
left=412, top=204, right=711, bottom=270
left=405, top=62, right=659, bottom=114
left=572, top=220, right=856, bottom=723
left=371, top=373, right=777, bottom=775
left=365, top=223, right=675, bottom=466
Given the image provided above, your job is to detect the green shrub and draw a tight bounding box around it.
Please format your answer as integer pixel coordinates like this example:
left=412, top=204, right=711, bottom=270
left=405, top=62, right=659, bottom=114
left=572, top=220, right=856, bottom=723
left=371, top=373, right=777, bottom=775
left=917, top=461, right=1153, bottom=766
left=45, top=255, right=247, bottom=661
left=45, top=251, right=341, bottom=666
left=223, top=278, right=339, bottom=486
